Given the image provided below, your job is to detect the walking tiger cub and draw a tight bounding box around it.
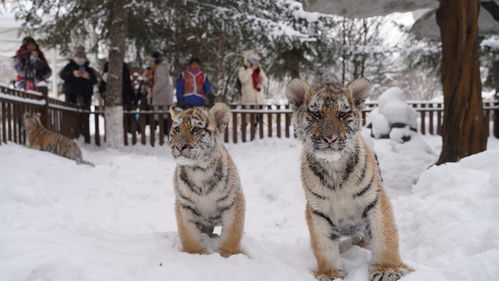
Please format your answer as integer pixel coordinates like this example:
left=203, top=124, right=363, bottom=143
left=169, top=103, right=245, bottom=257
left=286, top=78, right=412, bottom=281
left=23, top=112, right=94, bottom=166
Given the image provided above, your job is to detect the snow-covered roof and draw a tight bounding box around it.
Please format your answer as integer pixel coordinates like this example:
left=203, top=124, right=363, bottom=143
left=303, top=0, right=498, bottom=39
left=411, top=2, right=499, bottom=39
left=303, top=0, right=438, bottom=18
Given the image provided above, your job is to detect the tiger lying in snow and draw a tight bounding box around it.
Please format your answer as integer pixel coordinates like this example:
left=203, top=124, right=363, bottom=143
left=23, top=112, right=94, bottom=166
left=169, top=103, right=245, bottom=257
left=286, top=78, right=413, bottom=281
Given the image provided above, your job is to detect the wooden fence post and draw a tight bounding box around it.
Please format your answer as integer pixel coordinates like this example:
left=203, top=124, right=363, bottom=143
left=285, top=104, right=290, bottom=138
left=267, top=104, right=272, bottom=137
left=41, top=90, right=49, bottom=128
left=250, top=105, right=256, bottom=140
left=437, top=103, right=443, bottom=135
left=494, top=97, right=499, bottom=138
left=429, top=103, right=434, bottom=135
left=258, top=104, right=264, bottom=139
left=150, top=106, right=156, bottom=147
left=159, top=106, right=165, bottom=146
left=241, top=104, right=247, bottom=142
left=276, top=104, right=281, bottom=138
left=420, top=103, right=426, bottom=134
left=94, top=109, right=101, bottom=146
left=232, top=110, right=238, bottom=143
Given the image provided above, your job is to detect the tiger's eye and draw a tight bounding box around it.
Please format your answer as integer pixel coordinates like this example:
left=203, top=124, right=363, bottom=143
left=307, top=107, right=322, bottom=119
left=337, top=111, right=351, bottom=120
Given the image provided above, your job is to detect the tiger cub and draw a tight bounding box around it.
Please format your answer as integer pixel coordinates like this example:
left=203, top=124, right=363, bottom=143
left=23, top=112, right=94, bottom=166
left=286, top=78, right=412, bottom=281
left=169, top=103, right=245, bottom=257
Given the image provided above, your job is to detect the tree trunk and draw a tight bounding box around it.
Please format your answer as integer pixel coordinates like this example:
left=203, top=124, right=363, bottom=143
left=435, top=0, right=487, bottom=164
left=283, top=49, right=301, bottom=79
left=105, top=0, right=128, bottom=149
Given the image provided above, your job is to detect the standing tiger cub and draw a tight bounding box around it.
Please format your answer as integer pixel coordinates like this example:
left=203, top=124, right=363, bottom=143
left=286, top=78, right=412, bottom=281
left=169, top=103, right=245, bottom=257
left=23, top=112, right=94, bottom=166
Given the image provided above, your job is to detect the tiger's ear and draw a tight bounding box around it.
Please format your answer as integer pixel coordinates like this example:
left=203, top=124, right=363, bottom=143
left=286, top=78, right=310, bottom=110
left=169, top=106, right=182, bottom=121
left=209, top=103, right=231, bottom=131
left=346, top=78, right=371, bottom=109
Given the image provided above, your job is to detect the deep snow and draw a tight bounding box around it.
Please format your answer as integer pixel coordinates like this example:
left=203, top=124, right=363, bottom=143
left=1, top=134, right=498, bottom=281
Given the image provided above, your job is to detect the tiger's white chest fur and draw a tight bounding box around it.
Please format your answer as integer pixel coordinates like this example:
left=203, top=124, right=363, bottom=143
left=302, top=136, right=380, bottom=237
left=174, top=150, right=237, bottom=228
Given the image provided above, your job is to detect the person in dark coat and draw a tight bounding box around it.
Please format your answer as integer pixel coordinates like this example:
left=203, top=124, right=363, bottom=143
left=98, top=61, right=136, bottom=106
left=12, top=36, right=52, bottom=92
left=60, top=46, right=97, bottom=107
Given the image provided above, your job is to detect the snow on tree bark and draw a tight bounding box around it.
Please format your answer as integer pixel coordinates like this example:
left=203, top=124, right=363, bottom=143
left=105, top=0, right=128, bottom=149
left=436, top=0, right=487, bottom=164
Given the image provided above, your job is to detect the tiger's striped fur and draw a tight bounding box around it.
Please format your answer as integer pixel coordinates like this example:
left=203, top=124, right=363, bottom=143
left=23, top=112, right=94, bottom=166
left=169, top=103, right=245, bottom=257
left=286, top=78, right=412, bottom=281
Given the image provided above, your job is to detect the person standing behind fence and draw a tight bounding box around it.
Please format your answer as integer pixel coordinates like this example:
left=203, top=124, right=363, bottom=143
left=238, top=50, right=268, bottom=104
left=12, top=36, right=52, bottom=94
left=149, top=52, right=173, bottom=109
left=98, top=61, right=136, bottom=106
left=175, top=57, right=213, bottom=109
left=137, top=66, right=153, bottom=108
left=60, top=46, right=97, bottom=107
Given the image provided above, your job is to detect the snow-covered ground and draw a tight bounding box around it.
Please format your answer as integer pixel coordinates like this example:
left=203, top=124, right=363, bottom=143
left=1, top=134, right=498, bottom=281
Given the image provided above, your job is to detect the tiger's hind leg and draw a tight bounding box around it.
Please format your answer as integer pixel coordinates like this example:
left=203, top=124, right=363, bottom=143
left=367, top=190, right=413, bottom=281
left=175, top=202, right=208, bottom=255
left=306, top=205, right=344, bottom=280
left=218, top=194, right=245, bottom=258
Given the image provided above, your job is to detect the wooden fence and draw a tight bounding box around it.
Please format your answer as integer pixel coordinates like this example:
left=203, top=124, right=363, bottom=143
left=1, top=85, right=498, bottom=147
left=0, top=85, right=89, bottom=146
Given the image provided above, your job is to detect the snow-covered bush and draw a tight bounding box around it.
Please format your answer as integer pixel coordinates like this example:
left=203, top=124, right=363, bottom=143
left=366, top=108, right=390, bottom=139
left=367, top=87, right=417, bottom=143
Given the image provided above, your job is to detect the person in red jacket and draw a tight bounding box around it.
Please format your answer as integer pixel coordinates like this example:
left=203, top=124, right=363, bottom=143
left=12, top=36, right=52, bottom=92
left=175, top=57, right=213, bottom=108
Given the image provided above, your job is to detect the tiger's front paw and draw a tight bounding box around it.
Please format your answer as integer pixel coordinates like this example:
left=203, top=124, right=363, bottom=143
left=182, top=247, right=208, bottom=255
left=217, top=247, right=242, bottom=258
left=314, top=269, right=345, bottom=281
left=369, top=263, right=413, bottom=281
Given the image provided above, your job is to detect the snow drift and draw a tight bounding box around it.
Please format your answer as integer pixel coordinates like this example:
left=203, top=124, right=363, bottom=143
left=0, top=137, right=498, bottom=281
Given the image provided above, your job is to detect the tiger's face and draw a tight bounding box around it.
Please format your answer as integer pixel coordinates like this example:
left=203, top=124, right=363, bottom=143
left=23, top=112, right=42, bottom=130
left=169, top=103, right=231, bottom=166
left=286, top=78, right=371, bottom=161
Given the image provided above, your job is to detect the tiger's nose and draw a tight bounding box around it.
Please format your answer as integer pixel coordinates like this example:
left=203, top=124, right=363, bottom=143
left=322, top=136, right=338, bottom=144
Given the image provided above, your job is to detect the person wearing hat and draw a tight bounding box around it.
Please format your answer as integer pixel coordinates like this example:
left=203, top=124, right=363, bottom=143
left=12, top=36, right=52, bottom=92
left=175, top=57, right=213, bottom=108
left=149, top=52, right=174, bottom=109
left=60, top=46, right=97, bottom=107
left=238, top=50, right=268, bottom=104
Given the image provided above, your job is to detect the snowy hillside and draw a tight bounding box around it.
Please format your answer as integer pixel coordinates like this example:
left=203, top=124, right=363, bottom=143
left=1, top=135, right=498, bottom=281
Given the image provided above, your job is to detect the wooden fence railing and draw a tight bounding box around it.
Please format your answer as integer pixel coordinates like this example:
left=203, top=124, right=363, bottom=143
left=1, top=85, right=498, bottom=147
left=0, top=85, right=89, bottom=146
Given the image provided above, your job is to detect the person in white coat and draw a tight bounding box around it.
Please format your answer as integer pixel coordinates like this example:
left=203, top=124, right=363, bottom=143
left=149, top=52, right=173, bottom=107
left=238, top=50, right=268, bottom=104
